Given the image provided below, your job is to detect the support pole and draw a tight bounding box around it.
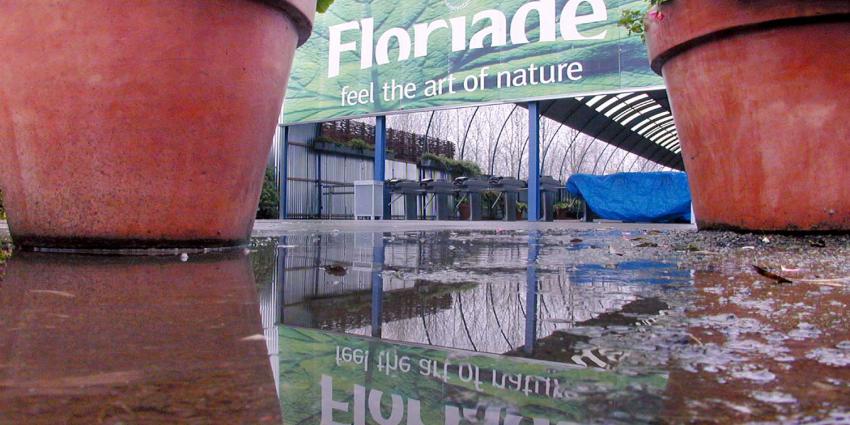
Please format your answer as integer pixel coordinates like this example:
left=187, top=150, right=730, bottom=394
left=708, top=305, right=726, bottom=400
left=370, top=235, right=386, bottom=338
left=374, top=116, right=387, bottom=220
left=316, top=149, right=322, bottom=218
left=524, top=231, right=541, bottom=354
left=276, top=236, right=287, bottom=322
left=278, top=125, right=288, bottom=219
left=374, top=116, right=387, bottom=182
left=527, top=102, right=541, bottom=222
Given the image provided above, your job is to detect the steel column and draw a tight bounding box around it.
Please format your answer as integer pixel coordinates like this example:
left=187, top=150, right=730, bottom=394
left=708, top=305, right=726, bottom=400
left=278, top=125, right=288, bottom=219
left=370, top=236, right=385, bottom=338
left=374, top=115, right=387, bottom=182
left=527, top=102, right=541, bottom=222
left=524, top=231, right=541, bottom=354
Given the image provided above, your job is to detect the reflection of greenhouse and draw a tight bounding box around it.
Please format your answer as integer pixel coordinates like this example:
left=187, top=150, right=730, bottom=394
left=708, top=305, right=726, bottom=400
left=258, top=232, right=689, bottom=384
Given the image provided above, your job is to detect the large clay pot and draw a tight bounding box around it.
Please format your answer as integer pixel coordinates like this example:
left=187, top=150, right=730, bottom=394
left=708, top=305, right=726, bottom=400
left=646, top=1, right=850, bottom=232
left=0, top=0, right=314, bottom=249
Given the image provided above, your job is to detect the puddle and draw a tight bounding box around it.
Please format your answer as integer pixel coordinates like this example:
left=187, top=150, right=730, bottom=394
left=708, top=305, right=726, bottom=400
left=1, top=229, right=848, bottom=423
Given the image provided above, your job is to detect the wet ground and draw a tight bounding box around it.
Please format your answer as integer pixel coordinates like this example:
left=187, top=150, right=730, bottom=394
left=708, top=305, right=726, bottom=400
left=0, top=221, right=848, bottom=424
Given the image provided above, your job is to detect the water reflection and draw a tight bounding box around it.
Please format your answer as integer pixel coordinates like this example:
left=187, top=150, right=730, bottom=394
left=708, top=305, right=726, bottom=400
left=2, top=228, right=846, bottom=423
left=259, top=231, right=690, bottom=367
left=278, top=326, right=667, bottom=425
left=0, top=252, right=279, bottom=424
left=258, top=230, right=689, bottom=424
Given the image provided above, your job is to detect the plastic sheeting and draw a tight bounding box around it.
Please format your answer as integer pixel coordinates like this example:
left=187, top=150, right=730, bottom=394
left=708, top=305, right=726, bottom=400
left=566, top=172, right=691, bottom=223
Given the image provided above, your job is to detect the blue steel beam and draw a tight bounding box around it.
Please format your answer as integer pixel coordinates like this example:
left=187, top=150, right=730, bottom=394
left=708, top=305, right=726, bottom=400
left=528, top=102, right=541, bottom=222
left=374, top=115, right=387, bottom=182
left=278, top=125, right=288, bottom=219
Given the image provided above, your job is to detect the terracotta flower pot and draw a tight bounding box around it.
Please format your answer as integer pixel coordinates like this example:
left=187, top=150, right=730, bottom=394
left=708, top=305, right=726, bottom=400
left=0, top=0, right=314, bottom=249
left=458, top=202, right=471, bottom=220
left=646, top=1, right=850, bottom=232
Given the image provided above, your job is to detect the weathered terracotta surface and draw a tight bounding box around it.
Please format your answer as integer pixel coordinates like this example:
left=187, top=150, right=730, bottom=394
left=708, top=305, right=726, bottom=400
left=0, top=0, right=313, bottom=249
left=646, top=1, right=850, bottom=232
left=0, top=252, right=281, bottom=423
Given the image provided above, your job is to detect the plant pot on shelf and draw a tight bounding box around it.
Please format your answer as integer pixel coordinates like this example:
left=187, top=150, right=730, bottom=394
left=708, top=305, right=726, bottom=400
left=458, top=202, right=471, bottom=220
left=0, top=0, right=315, bottom=250
left=419, top=159, right=440, bottom=170
left=554, top=209, right=572, bottom=220
left=645, top=1, right=850, bottom=232
left=516, top=203, right=527, bottom=221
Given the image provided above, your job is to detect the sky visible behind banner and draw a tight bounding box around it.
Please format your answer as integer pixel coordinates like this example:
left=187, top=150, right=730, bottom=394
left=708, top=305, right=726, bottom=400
left=281, top=0, right=663, bottom=125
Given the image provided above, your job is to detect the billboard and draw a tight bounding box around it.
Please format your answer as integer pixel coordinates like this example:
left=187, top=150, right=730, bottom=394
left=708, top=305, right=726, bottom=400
left=281, top=0, right=663, bottom=124
left=279, top=326, right=668, bottom=424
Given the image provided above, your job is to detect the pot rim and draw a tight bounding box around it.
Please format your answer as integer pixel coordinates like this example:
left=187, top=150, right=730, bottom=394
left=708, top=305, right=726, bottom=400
left=645, top=0, right=850, bottom=75
left=261, top=0, right=316, bottom=46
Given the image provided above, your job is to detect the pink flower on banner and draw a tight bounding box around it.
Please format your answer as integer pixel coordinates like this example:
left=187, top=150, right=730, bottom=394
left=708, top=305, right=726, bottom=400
left=648, top=10, right=665, bottom=21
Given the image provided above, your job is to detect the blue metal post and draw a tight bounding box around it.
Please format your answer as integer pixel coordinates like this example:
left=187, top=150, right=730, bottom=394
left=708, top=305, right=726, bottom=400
left=370, top=234, right=386, bottom=338
left=278, top=125, right=288, bottom=219
left=276, top=236, right=287, bottom=323
left=374, top=116, right=387, bottom=182
left=528, top=102, right=541, bottom=221
left=316, top=150, right=322, bottom=218
left=524, top=230, right=541, bottom=354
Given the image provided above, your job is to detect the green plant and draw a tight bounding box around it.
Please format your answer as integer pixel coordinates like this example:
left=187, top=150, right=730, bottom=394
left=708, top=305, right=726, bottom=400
left=348, top=138, right=372, bottom=150
left=0, top=234, right=10, bottom=280
left=314, top=135, right=340, bottom=146
left=420, top=152, right=443, bottom=163
left=256, top=168, right=279, bottom=219
left=618, top=0, right=670, bottom=41
left=481, top=190, right=502, bottom=219
left=420, top=153, right=482, bottom=177
left=0, top=189, right=5, bottom=220
left=554, top=197, right=583, bottom=218
left=516, top=202, right=528, bottom=214
left=317, top=0, right=334, bottom=13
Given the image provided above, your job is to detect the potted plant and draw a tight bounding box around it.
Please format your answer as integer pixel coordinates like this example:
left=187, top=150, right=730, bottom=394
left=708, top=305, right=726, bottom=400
left=516, top=202, right=528, bottom=220
left=457, top=198, right=471, bottom=220
left=419, top=152, right=445, bottom=170
left=347, top=138, right=372, bottom=152
left=553, top=199, right=579, bottom=220
left=449, top=159, right=483, bottom=178
left=313, top=135, right=343, bottom=151
left=620, top=0, right=850, bottom=232
left=0, top=0, right=322, bottom=250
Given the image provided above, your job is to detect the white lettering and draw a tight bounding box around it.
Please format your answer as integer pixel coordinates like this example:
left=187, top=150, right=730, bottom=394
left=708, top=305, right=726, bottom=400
left=326, top=1, right=611, bottom=77
left=560, top=0, right=608, bottom=40
left=328, top=21, right=360, bottom=78
left=413, top=20, right=449, bottom=58
left=469, top=10, right=507, bottom=49
left=320, top=375, right=350, bottom=425
left=376, top=27, right=412, bottom=65
left=510, top=0, right=556, bottom=44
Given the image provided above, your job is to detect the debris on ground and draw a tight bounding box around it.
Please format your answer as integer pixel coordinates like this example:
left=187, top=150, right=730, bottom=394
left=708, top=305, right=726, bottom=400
left=323, top=264, right=348, bottom=276
left=753, top=265, right=793, bottom=284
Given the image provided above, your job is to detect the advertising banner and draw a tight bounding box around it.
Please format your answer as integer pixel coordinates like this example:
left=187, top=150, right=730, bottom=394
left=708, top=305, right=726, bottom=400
left=279, top=326, right=668, bottom=424
left=281, top=0, right=663, bottom=124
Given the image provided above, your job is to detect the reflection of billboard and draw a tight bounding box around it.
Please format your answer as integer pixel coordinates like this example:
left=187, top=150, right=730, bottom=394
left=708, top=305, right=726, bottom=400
left=282, top=0, right=663, bottom=124
left=279, top=326, right=668, bottom=424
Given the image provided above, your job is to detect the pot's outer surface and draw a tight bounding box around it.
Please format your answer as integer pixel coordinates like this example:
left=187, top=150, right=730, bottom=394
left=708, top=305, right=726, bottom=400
left=646, top=1, right=850, bottom=231
left=0, top=0, right=313, bottom=248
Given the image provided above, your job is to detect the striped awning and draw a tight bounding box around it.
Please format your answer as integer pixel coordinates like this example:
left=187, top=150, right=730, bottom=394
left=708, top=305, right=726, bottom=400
left=534, top=89, right=684, bottom=170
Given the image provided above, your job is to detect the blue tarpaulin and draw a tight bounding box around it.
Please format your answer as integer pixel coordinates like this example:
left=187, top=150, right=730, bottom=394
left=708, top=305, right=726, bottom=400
left=566, top=172, right=691, bottom=223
